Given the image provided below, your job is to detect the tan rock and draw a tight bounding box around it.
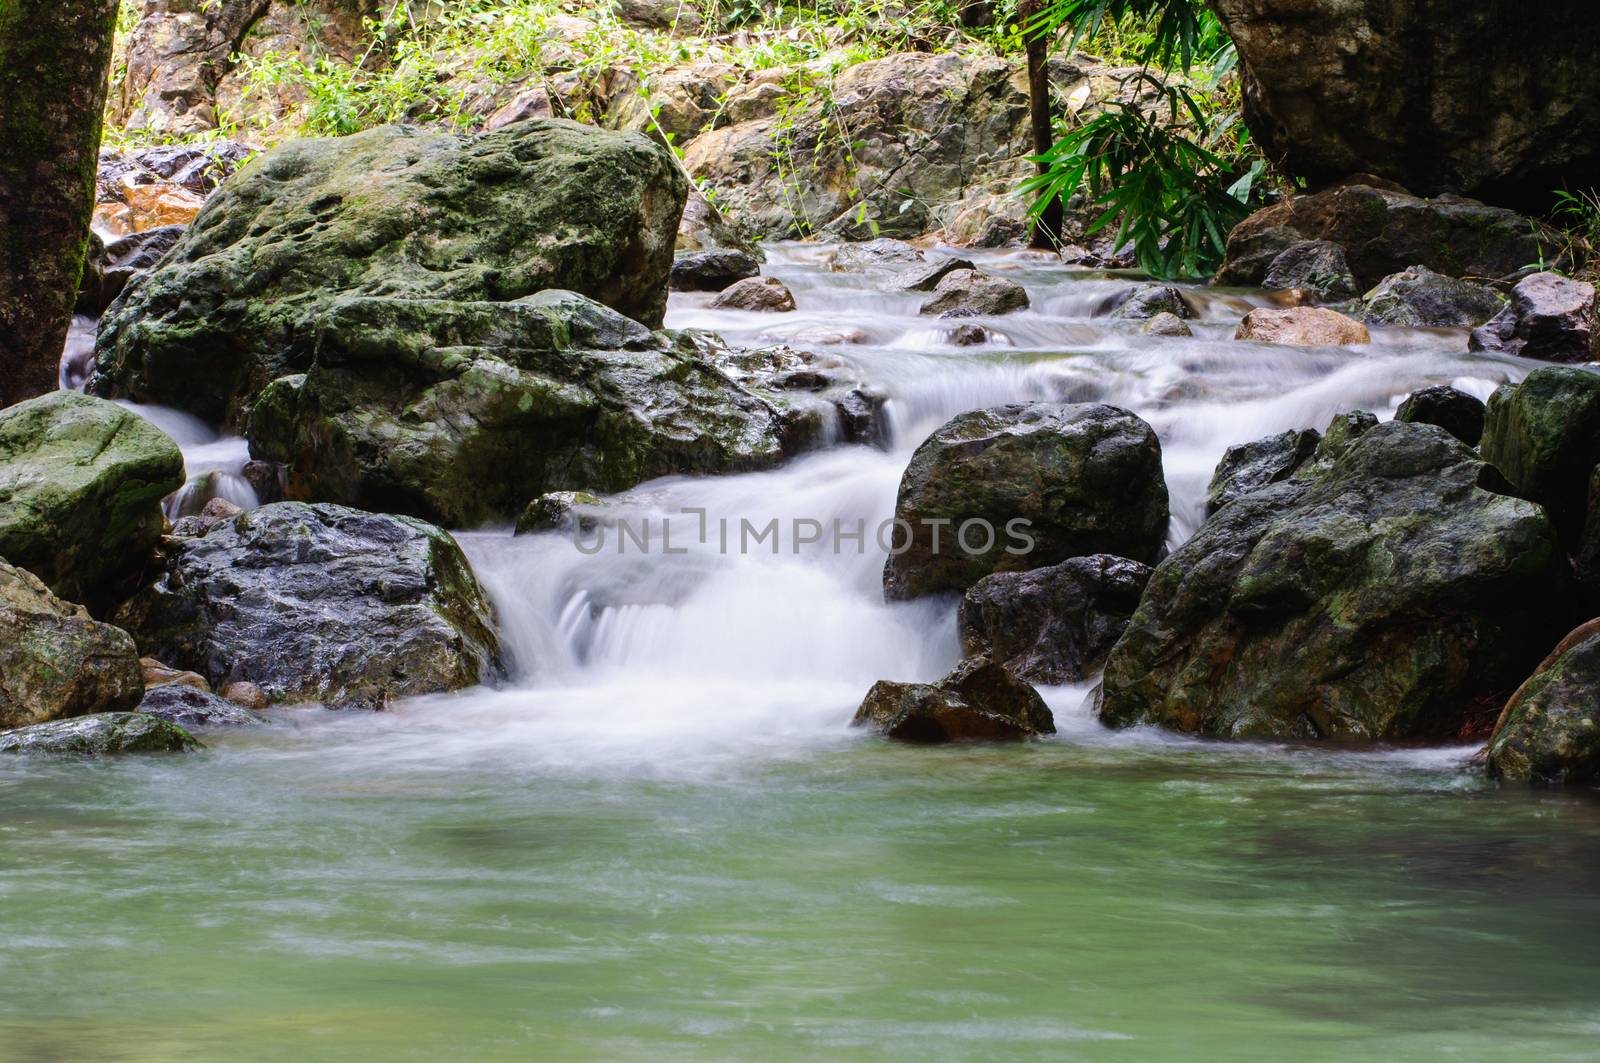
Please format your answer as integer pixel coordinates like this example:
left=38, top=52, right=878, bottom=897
left=140, top=657, right=212, bottom=693
left=221, top=681, right=271, bottom=711
left=1235, top=307, right=1371, bottom=346
left=120, top=176, right=207, bottom=232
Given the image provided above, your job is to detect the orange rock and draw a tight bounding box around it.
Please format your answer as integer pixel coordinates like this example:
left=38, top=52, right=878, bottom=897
left=119, top=174, right=206, bottom=231
left=140, top=657, right=211, bottom=693
left=1235, top=306, right=1371, bottom=346
left=221, top=681, right=271, bottom=711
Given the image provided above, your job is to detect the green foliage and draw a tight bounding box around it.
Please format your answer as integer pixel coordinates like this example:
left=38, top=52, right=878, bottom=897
left=1021, top=71, right=1257, bottom=278
left=1550, top=188, right=1600, bottom=281
left=1024, top=0, right=1225, bottom=72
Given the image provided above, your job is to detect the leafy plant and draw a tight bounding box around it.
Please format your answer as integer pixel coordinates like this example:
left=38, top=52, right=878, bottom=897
left=1552, top=188, right=1600, bottom=280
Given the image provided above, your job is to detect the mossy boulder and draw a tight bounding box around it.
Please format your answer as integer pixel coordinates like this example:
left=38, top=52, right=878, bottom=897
left=1478, top=367, right=1600, bottom=549
left=0, top=560, right=144, bottom=730
left=1099, top=421, right=1574, bottom=740
left=1358, top=266, right=1505, bottom=328
left=0, top=712, right=201, bottom=756
left=1205, top=427, right=1321, bottom=517
left=0, top=391, right=184, bottom=604
left=244, top=291, right=786, bottom=527
left=91, top=119, right=688, bottom=424
left=882, top=403, right=1169, bottom=601
left=116, top=502, right=504, bottom=709
left=1486, top=619, right=1600, bottom=785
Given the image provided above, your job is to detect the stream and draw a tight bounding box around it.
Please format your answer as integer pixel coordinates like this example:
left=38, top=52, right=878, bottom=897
left=4, top=246, right=1599, bottom=1061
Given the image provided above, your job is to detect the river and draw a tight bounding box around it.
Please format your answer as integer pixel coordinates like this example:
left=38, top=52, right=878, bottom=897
left=4, top=246, right=1598, bottom=1061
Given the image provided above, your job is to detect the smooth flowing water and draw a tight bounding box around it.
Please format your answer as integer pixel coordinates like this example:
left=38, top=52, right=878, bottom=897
left=6, top=247, right=1599, bottom=1062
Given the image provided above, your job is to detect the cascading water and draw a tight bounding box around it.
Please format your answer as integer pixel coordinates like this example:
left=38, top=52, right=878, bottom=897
left=17, top=245, right=1598, bottom=1062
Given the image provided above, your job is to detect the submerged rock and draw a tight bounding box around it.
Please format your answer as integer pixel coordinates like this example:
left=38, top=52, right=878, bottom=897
left=1099, top=421, right=1574, bottom=740
left=1486, top=619, right=1600, bottom=785
left=0, top=560, right=144, bottom=731
left=1205, top=428, right=1321, bottom=516
left=92, top=119, right=687, bottom=424
left=852, top=657, right=1055, bottom=743
left=244, top=291, right=787, bottom=527
left=0, top=391, right=184, bottom=605
left=958, top=555, right=1151, bottom=684
left=1235, top=307, right=1370, bottom=346
left=669, top=249, right=761, bottom=291
left=1101, top=284, right=1193, bottom=321
left=1478, top=367, right=1600, bottom=548
left=1358, top=266, right=1505, bottom=328
left=116, top=502, right=504, bottom=710
left=1469, top=272, right=1599, bottom=363
left=137, top=683, right=268, bottom=729
left=882, top=403, right=1168, bottom=600
left=708, top=276, right=796, bottom=312
left=918, top=269, right=1029, bottom=317
left=1395, top=386, right=1486, bottom=447
left=1143, top=312, right=1193, bottom=338
left=515, top=491, right=605, bottom=535
left=1261, top=240, right=1358, bottom=303
left=0, top=712, right=201, bottom=756
left=1217, top=181, right=1545, bottom=291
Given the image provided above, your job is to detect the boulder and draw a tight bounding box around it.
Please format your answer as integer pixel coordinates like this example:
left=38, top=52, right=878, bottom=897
left=170, top=496, right=246, bottom=539
left=77, top=225, right=187, bottom=315
left=1143, top=313, right=1193, bottom=338
left=918, top=269, right=1029, bottom=317
left=1205, top=428, right=1321, bottom=517
left=0, top=713, right=202, bottom=756
left=140, top=657, right=210, bottom=693
left=1486, top=619, right=1600, bottom=784
left=137, top=683, right=268, bottom=728
left=1099, top=421, right=1575, bottom=740
left=115, top=502, right=504, bottom=710
left=824, top=238, right=924, bottom=273
left=896, top=257, right=977, bottom=292
left=1359, top=266, right=1506, bottom=328
left=1235, top=307, right=1371, bottom=346
left=1210, top=0, right=1600, bottom=206
left=1479, top=367, right=1600, bottom=549
left=1469, top=273, right=1599, bottom=363
left=222, top=681, right=270, bottom=710
left=1217, top=181, right=1546, bottom=291
left=852, top=657, right=1055, bottom=742
left=1261, top=240, right=1358, bottom=303
left=1395, top=386, right=1486, bottom=447
left=707, top=276, right=796, bottom=312
left=958, top=554, right=1151, bottom=684
left=515, top=491, right=605, bottom=535
left=1101, top=284, right=1192, bottom=321
left=244, top=292, right=788, bottom=527
left=669, top=249, right=761, bottom=292
left=0, top=392, right=184, bottom=605
left=0, top=560, right=144, bottom=731
left=92, top=120, right=688, bottom=425
left=882, top=403, right=1168, bottom=600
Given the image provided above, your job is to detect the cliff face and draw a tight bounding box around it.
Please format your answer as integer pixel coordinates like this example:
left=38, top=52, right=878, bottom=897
left=1211, top=0, right=1600, bottom=207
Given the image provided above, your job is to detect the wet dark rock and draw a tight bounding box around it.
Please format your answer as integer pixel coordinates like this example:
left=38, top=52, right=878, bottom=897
left=1099, top=421, right=1575, bottom=740
left=1395, top=386, right=1486, bottom=447
left=949, top=323, right=991, bottom=346
left=669, top=249, right=761, bottom=292
left=1487, top=618, right=1600, bottom=785
left=897, top=256, right=977, bottom=292
left=852, top=657, right=1055, bottom=742
left=1479, top=367, right=1600, bottom=549
left=92, top=120, right=687, bottom=424
left=1469, top=272, right=1599, bottom=363
left=918, top=268, right=1029, bottom=317
left=78, top=224, right=187, bottom=315
left=1217, top=181, right=1546, bottom=291
left=0, top=712, right=201, bottom=756
left=1261, top=240, right=1358, bottom=303
left=137, top=683, right=268, bottom=729
left=1205, top=428, right=1321, bottom=516
left=170, top=496, right=244, bottom=539
left=882, top=402, right=1168, bottom=600
left=116, top=502, right=504, bottom=710
left=241, top=460, right=285, bottom=504
left=1358, top=266, right=1505, bottom=328
left=0, top=560, right=144, bottom=730
left=824, top=238, right=924, bottom=272
left=958, top=555, right=1151, bottom=684
left=708, top=276, right=796, bottom=312
left=0, top=391, right=184, bottom=605
left=1101, top=284, right=1192, bottom=321
left=515, top=491, right=605, bottom=535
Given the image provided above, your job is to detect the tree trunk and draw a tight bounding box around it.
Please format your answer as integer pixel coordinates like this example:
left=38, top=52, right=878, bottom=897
left=0, top=0, right=121, bottom=408
left=1018, top=0, right=1063, bottom=249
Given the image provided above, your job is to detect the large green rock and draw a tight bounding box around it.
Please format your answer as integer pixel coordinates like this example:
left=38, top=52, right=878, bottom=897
left=116, top=502, right=503, bottom=709
left=0, top=712, right=201, bottom=756
left=0, top=391, right=184, bottom=604
left=1486, top=619, right=1600, bottom=785
left=1099, top=421, right=1574, bottom=740
left=0, top=559, right=144, bottom=730
left=882, top=403, right=1168, bottom=601
left=245, top=291, right=787, bottom=527
left=91, top=119, right=688, bottom=424
left=1479, top=367, right=1600, bottom=548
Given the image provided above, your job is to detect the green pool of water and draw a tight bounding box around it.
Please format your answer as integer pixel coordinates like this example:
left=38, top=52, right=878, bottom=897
left=1, top=701, right=1597, bottom=1062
